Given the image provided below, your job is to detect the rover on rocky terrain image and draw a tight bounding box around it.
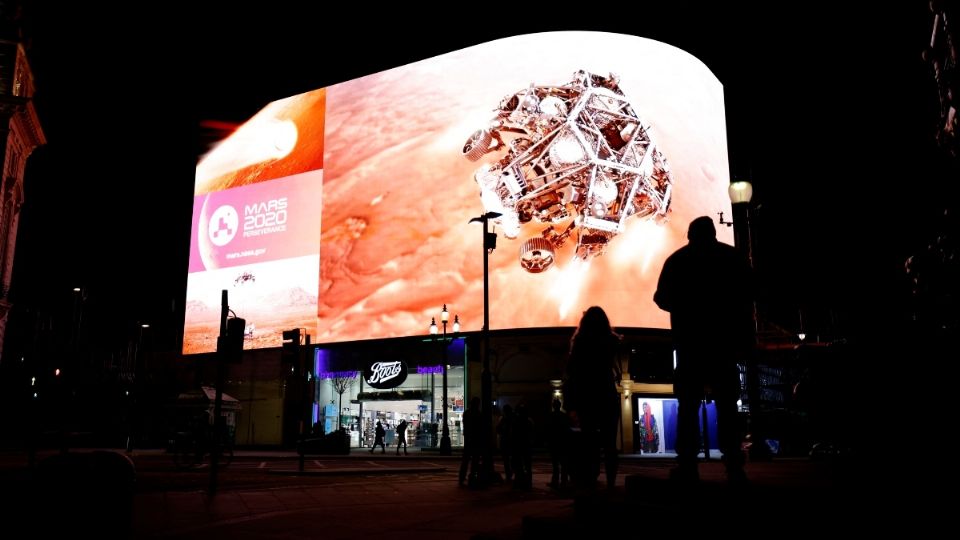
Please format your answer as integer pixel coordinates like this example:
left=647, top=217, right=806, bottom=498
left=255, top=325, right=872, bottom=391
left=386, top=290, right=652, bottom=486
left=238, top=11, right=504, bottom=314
left=463, top=70, right=673, bottom=272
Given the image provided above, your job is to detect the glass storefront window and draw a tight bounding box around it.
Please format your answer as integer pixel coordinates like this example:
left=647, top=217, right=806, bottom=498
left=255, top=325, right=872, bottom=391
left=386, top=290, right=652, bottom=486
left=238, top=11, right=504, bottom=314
left=315, top=367, right=466, bottom=447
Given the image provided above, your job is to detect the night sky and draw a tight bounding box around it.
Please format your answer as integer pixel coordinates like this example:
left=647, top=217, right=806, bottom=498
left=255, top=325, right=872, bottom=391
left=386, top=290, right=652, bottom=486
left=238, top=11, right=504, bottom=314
left=8, top=3, right=953, bottom=350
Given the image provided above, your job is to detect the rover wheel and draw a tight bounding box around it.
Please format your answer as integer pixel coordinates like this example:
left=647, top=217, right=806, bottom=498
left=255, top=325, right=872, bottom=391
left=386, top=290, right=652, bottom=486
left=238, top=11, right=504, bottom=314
left=462, top=129, right=494, bottom=161
left=519, top=237, right=556, bottom=273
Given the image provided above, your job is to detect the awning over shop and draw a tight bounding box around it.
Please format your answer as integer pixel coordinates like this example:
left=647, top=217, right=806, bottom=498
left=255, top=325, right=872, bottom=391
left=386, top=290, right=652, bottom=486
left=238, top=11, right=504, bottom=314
left=175, top=386, right=242, bottom=411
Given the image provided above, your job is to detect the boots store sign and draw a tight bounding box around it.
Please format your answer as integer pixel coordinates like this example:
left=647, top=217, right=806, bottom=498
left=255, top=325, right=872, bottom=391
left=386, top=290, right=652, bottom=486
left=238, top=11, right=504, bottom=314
left=363, top=361, right=408, bottom=389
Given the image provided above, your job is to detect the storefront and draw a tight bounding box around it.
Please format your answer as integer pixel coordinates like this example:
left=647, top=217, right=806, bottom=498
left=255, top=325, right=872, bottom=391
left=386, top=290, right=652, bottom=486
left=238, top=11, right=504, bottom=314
left=312, top=338, right=467, bottom=448
left=300, top=328, right=696, bottom=453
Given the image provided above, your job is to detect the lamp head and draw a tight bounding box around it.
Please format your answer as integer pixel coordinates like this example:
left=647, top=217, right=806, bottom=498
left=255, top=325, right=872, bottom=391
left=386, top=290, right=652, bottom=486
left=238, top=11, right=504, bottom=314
left=728, top=181, right=753, bottom=204
left=429, top=317, right=438, bottom=335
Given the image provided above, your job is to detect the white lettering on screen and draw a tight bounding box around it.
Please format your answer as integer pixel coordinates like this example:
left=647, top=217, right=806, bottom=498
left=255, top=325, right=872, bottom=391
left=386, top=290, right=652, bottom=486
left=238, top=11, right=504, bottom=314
left=242, top=198, right=288, bottom=237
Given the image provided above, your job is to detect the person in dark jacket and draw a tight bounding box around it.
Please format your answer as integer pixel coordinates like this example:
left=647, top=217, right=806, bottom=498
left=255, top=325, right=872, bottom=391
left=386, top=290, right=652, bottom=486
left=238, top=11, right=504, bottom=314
left=370, top=421, right=386, bottom=453
left=547, top=398, right=570, bottom=488
left=395, top=419, right=409, bottom=455
left=496, top=404, right=515, bottom=482
left=459, top=397, right=482, bottom=486
left=654, top=216, right=754, bottom=485
left=510, top=403, right=534, bottom=489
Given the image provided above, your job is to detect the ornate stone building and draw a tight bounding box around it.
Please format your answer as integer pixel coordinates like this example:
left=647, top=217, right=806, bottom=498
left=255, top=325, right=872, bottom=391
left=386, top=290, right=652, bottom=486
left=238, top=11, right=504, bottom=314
left=0, top=35, right=46, bottom=355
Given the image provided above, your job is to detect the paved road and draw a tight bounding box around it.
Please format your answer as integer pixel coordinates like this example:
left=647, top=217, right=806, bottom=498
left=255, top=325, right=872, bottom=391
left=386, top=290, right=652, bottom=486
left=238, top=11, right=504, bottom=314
left=2, top=449, right=897, bottom=539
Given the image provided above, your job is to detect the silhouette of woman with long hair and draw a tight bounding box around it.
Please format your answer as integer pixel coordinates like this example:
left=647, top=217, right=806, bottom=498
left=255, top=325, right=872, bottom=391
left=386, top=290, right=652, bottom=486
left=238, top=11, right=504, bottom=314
left=563, top=306, right=622, bottom=490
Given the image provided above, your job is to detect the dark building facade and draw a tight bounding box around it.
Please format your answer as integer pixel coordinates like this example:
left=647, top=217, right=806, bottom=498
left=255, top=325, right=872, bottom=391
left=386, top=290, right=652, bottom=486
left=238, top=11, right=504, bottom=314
left=0, top=22, right=45, bottom=358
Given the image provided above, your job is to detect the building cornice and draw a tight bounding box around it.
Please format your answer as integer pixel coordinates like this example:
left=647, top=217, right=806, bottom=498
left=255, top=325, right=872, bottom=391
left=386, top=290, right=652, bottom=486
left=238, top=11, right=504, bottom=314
left=6, top=96, right=45, bottom=151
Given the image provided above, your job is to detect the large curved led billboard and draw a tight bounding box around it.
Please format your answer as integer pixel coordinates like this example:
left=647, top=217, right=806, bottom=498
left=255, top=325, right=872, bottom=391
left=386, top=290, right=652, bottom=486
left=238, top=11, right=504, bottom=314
left=185, top=32, right=732, bottom=353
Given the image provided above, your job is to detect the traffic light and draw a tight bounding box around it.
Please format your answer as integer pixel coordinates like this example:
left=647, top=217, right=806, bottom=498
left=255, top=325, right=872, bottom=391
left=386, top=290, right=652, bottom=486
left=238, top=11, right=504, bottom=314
left=222, top=317, right=246, bottom=364
left=282, top=329, right=301, bottom=366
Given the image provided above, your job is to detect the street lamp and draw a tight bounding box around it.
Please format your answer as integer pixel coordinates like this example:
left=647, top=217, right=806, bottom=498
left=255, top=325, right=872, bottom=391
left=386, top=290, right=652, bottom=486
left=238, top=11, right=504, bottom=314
left=71, top=286, right=83, bottom=356
left=728, top=180, right=753, bottom=203
left=429, top=304, right=459, bottom=455
left=127, top=322, right=151, bottom=453
left=469, top=211, right=500, bottom=485
left=728, top=180, right=754, bottom=268
left=726, top=179, right=768, bottom=460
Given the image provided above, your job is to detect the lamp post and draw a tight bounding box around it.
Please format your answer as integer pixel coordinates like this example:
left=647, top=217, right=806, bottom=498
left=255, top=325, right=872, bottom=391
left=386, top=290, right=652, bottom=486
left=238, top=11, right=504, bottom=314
left=469, top=211, right=500, bottom=485
left=429, top=304, right=459, bottom=455
left=728, top=181, right=754, bottom=270
left=126, top=322, right=151, bottom=453
left=726, top=180, right=768, bottom=460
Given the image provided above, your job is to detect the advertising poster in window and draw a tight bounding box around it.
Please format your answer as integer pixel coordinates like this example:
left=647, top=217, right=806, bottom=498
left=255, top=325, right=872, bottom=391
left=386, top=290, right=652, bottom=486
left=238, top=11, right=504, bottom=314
left=634, top=397, right=719, bottom=455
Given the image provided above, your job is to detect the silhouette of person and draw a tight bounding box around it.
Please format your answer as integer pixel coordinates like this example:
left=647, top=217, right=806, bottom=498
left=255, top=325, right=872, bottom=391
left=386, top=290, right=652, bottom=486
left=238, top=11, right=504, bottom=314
left=459, top=397, right=482, bottom=486
left=370, top=421, right=386, bottom=453
left=510, top=403, right=534, bottom=489
left=188, top=409, right=211, bottom=463
left=395, top=419, right=409, bottom=455
left=496, top=404, right=515, bottom=482
left=563, top=306, right=622, bottom=490
left=547, top=398, right=571, bottom=488
left=638, top=402, right=660, bottom=454
left=654, top=216, right=753, bottom=485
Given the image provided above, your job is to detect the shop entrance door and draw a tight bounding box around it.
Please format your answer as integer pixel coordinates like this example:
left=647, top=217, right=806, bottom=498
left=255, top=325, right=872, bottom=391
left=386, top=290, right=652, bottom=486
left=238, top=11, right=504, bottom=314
left=360, top=400, right=435, bottom=449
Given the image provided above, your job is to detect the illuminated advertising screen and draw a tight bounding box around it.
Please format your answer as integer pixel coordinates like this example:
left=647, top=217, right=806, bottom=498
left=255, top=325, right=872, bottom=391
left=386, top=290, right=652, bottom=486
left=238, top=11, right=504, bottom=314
left=185, top=32, right=732, bottom=352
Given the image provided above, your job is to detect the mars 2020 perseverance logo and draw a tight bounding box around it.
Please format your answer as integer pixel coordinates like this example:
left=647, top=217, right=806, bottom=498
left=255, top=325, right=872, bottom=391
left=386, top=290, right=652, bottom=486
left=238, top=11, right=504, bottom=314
left=208, top=204, right=239, bottom=247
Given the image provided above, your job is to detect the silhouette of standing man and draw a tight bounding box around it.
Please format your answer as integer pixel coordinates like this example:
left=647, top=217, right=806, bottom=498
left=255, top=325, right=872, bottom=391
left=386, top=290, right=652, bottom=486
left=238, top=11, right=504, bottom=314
left=395, top=419, right=409, bottom=455
left=370, top=421, right=386, bottom=454
left=654, top=216, right=753, bottom=485
left=496, top=404, right=515, bottom=482
left=547, top=398, right=570, bottom=488
left=459, top=397, right=482, bottom=486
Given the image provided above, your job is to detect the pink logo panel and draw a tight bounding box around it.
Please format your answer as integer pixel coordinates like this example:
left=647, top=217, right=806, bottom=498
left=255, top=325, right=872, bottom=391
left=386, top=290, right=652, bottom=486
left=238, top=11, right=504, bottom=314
left=188, top=169, right=322, bottom=272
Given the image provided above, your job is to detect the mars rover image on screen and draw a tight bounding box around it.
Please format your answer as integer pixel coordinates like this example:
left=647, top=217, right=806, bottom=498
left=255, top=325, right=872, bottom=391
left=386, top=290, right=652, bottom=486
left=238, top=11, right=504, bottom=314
left=463, top=70, right=673, bottom=273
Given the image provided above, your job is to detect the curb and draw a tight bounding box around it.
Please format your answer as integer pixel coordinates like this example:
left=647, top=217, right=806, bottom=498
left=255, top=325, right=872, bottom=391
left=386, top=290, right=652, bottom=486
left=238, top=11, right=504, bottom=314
left=267, top=466, right=447, bottom=476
